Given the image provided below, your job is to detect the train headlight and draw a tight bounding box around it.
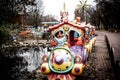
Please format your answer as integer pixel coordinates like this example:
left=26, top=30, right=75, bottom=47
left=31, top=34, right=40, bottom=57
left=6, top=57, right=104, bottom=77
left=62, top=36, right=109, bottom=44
left=71, top=63, right=83, bottom=75
left=40, top=63, right=50, bottom=74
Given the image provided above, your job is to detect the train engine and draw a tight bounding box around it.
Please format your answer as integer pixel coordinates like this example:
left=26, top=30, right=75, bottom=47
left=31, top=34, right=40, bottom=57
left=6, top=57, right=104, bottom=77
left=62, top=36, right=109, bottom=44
left=39, top=19, right=96, bottom=80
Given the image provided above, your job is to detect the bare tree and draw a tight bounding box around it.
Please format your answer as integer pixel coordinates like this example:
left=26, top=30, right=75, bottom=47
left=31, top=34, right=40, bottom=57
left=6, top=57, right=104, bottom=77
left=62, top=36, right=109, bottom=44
left=0, top=0, right=36, bottom=25
left=24, top=0, right=44, bottom=28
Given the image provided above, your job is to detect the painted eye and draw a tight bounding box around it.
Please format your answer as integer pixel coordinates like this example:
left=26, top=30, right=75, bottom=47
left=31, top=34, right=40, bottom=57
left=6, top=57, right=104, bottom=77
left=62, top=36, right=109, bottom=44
left=42, top=55, right=48, bottom=62
left=74, top=55, right=82, bottom=63
left=52, top=66, right=54, bottom=68
left=66, top=66, right=68, bottom=69
left=48, top=47, right=74, bottom=73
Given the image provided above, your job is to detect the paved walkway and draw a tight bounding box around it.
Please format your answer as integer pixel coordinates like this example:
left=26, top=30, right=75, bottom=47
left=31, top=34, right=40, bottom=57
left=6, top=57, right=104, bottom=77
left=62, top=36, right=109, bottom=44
left=96, top=31, right=120, bottom=62
left=95, top=31, right=115, bottom=80
left=75, top=31, right=115, bottom=80
left=96, top=30, right=120, bottom=80
left=105, top=31, right=120, bottom=61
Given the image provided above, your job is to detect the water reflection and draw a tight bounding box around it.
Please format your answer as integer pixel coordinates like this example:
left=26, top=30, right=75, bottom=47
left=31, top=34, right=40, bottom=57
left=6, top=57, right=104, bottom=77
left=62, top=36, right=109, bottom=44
left=0, top=46, right=49, bottom=79
left=18, top=47, right=48, bottom=72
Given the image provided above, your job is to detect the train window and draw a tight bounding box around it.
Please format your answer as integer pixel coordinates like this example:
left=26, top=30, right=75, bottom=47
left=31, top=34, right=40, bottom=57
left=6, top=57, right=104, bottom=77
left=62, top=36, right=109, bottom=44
left=69, top=30, right=82, bottom=41
left=74, top=31, right=79, bottom=38
left=85, top=27, right=90, bottom=35
left=55, top=31, right=64, bottom=39
left=74, top=31, right=83, bottom=38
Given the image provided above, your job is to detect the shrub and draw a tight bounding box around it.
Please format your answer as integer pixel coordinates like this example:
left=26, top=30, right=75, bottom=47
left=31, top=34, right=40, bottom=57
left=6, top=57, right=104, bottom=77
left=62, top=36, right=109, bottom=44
left=0, top=26, right=11, bottom=46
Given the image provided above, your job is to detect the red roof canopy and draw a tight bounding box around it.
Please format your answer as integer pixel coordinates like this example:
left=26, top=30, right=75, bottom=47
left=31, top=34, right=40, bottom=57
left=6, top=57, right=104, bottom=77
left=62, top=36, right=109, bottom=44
left=49, top=20, right=85, bottom=32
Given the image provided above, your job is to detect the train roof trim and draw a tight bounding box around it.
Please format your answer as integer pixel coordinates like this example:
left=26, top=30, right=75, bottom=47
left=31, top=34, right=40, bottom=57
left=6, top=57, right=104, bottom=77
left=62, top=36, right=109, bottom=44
left=49, top=20, right=85, bottom=31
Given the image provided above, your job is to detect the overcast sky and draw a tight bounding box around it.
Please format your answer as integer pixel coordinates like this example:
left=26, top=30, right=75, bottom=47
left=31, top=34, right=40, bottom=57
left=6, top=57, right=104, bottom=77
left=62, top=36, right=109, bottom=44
left=43, top=0, right=96, bottom=21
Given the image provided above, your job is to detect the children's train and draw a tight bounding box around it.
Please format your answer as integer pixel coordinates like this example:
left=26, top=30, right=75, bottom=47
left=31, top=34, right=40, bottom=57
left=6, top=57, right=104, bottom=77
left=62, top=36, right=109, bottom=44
left=39, top=21, right=96, bottom=80
left=39, top=6, right=96, bottom=80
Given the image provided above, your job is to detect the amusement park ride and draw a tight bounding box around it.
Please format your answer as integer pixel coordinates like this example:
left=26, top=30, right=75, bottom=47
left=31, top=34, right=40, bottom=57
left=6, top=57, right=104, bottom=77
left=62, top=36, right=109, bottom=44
left=39, top=3, right=96, bottom=80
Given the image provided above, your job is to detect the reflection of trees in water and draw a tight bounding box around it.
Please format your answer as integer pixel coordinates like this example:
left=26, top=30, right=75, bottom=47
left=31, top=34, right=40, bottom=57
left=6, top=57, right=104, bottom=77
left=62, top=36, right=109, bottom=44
left=18, top=47, right=48, bottom=71
left=0, top=46, right=48, bottom=80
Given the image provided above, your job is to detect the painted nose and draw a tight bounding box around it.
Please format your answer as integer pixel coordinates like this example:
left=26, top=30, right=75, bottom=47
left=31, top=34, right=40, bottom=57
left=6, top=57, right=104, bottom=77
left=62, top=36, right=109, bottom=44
left=55, top=56, right=64, bottom=65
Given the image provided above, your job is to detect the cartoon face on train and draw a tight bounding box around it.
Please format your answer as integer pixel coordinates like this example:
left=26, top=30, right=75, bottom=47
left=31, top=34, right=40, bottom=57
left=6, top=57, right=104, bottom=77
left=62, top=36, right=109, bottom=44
left=48, top=47, right=74, bottom=73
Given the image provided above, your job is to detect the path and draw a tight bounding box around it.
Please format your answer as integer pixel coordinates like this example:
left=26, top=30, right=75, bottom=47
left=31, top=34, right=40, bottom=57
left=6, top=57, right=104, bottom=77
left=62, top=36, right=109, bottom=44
left=76, top=31, right=115, bottom=80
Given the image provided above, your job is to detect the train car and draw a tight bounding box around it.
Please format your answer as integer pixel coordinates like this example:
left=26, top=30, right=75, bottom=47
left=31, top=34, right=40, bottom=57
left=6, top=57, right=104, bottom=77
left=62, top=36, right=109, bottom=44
left=84, top=24, right=96, bottom=54
left=40, top=5, right=96, bottom=80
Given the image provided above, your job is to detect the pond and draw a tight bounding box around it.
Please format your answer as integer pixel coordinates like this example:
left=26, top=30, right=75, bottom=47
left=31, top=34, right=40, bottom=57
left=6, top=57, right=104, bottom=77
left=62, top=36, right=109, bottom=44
left=0, top=46, right=49, bottom=80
